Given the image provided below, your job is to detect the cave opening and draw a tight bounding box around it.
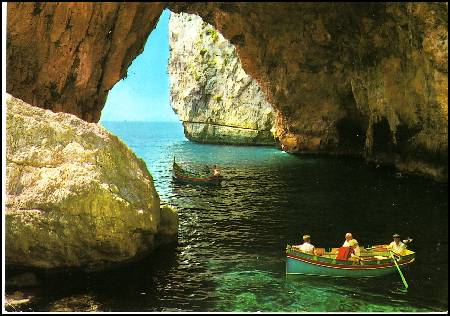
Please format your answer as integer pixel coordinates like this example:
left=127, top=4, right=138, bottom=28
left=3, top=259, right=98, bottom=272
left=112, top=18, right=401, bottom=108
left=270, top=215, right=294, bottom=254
left=100, top=7, right=277, bottom=147
left=99, top=9, right=182, bottom=130
left=372, top=117, right=394, bottom=154
left=335, top=117, right=366, bottom=153
left=335, top=89, right=367, bottom=154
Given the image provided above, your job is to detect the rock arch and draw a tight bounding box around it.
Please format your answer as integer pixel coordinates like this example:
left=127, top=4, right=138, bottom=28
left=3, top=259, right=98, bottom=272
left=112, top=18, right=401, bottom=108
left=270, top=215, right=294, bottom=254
left=6, top=2, right=448, bottom=180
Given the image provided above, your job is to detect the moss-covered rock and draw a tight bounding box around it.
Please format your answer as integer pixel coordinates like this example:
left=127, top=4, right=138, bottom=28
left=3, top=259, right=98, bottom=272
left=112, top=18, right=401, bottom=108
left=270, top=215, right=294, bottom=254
left=156, top=204, right=179, bottom=246
left=6, top=94, right=177, bottom=270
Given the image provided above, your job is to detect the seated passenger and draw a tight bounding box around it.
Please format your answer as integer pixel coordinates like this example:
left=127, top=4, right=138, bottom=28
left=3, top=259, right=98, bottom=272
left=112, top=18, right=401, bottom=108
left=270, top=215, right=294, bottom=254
left=342, top=232, right=360, bottom=256
left=347, top=239, right=361, bottom=261
left=336, top=239, right=360, bottom=261
left=294, top=234, right=315, bottom=255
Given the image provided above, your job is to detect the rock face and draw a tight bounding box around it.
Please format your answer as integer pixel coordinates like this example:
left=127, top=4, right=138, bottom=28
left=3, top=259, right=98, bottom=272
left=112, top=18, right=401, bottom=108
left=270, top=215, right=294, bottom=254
left=169, top=3, right=448, bottom=181
left=6, top=94, right=178, bottom=270
left=6, top=2, right=165, bottom=122
left=7, top=3, right=448, bottom=181
left=168, top=13, right=276, bottom=145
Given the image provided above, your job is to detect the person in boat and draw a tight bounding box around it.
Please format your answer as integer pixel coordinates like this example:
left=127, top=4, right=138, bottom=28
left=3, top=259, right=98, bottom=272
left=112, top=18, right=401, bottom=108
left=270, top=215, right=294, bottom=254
left=347, top=239, right=361, bottom=261
left=293, top=234, right=316, bottom=255
left=213, top=165, right=221, bottom=176
left=342, top=232, right=361, bottom=257
left=336, top=239, right=360, bottom=261
left=387, top=234, right=407, bottom=255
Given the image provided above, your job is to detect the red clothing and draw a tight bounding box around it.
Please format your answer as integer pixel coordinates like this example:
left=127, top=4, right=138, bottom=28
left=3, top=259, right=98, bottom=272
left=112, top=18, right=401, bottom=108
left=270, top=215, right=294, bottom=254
left=336, top=246, right=354, bottom=260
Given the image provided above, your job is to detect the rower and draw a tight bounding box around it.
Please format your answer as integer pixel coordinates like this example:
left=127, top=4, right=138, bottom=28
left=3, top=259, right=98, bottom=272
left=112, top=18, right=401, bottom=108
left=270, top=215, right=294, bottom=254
left=213, top=165, right=221, bottom=176
left=387, top=233, right=408, bottom=255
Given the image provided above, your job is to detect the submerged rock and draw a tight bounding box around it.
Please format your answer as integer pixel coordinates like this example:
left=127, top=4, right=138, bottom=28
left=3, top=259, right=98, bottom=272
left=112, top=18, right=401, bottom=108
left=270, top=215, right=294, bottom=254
left=48, top=295, right=101, bottom=312
left=5, top=291, right=34, bottom=311
left=168, top=13, right=276, bottom=145
left=5, top=94, right=178, bottom=270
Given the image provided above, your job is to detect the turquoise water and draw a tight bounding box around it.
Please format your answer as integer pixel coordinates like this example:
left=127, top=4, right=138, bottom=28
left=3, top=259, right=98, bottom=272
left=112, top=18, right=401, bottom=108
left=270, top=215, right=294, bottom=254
left=15, top=121, right=448, bottom=312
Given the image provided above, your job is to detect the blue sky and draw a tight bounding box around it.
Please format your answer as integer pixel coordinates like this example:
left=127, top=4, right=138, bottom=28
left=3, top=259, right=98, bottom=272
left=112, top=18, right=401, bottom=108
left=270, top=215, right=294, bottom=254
left=100, top=9, right=178, bottom=122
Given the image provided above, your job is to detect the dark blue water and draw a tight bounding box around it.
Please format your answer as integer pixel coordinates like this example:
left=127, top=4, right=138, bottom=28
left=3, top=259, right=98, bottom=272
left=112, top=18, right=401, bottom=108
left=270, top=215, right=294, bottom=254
left=17, top=121, right=448, bottom=312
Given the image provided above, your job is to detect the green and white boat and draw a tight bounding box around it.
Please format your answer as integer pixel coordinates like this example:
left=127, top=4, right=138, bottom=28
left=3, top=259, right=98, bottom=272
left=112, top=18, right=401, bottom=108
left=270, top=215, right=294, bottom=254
left=286, top=245, right=415, bottom=278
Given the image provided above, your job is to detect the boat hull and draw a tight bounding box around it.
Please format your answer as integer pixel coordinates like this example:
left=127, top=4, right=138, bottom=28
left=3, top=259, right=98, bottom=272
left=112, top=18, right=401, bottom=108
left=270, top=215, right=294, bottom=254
left=172, top=162, right=222, bottom=186
left=286, top=248, right=415, bottom=278
left=172, top=172, right=222, bottom=185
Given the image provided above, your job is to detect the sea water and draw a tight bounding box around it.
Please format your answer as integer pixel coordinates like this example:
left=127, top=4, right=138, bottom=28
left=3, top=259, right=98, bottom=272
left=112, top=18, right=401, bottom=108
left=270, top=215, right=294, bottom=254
left=15, top=121, right=448, bottom=312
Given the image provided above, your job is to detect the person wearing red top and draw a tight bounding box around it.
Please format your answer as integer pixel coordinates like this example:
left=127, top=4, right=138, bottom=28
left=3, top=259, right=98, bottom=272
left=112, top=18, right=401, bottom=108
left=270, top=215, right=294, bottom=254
left=336, top=239, right=360, bottom=261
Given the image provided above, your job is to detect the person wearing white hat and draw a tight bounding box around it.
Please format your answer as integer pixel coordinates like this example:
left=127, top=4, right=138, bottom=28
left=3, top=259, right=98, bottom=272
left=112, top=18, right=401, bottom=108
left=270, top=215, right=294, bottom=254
left=387, top=234, right=407, bottom=255
left=296, top=234, right=315, bottom=255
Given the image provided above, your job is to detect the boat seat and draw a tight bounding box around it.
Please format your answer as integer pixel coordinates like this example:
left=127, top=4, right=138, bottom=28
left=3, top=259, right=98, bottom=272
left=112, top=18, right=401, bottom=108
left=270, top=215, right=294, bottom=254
left=374, top=255, right=388, bottom=260
left=314, top=248, right=325, bottom=256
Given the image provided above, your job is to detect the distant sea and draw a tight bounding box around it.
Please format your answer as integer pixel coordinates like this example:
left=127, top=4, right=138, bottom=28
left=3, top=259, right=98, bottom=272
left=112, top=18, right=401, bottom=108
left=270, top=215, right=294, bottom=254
left=21, top=121, right=449, bottom=312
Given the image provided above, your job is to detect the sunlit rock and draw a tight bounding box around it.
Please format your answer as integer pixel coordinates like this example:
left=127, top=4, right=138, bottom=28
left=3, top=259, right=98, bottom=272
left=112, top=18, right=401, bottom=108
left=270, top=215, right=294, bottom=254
left=168, top=12, right=276, bottom=145
left=5, top=291, right=34, bottom=311
left=6, top=2, right=165, bottom=122
left=6, top=94, right=178, bottom=270
left=156, top=204, right=179, bottom=245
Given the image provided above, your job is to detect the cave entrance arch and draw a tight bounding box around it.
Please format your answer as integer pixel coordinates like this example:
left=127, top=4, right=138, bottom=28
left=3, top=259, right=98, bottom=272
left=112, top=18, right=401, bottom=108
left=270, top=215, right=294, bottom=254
left=6, top=3, right=448, bottom=181
left=101, top=8, right=277, bottom=147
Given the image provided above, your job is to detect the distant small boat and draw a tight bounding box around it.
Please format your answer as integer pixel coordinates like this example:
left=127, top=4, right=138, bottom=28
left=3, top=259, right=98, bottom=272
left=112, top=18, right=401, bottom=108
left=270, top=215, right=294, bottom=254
left=286, top=244, right=415, bottom=277
left=172, top=158, right=222, bottom=185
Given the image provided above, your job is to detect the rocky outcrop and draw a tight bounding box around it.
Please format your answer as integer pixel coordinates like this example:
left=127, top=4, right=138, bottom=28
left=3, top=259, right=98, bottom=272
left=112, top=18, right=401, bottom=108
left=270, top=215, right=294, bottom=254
left=6, top=94, right=178, bottom=270
left=7, top=3, right=448, bottom=180
left=6, top=2, right=165, bottom=122
left=168, top=13, right=276, bottom=145
left=156, top=204, right=179, bottom=245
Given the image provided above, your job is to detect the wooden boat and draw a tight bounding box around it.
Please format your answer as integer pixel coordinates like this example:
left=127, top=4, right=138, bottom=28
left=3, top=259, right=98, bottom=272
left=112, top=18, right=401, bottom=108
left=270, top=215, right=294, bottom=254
left=286, top=244, right=415, bottom=277
left=172, top=159, right=222, bottom=185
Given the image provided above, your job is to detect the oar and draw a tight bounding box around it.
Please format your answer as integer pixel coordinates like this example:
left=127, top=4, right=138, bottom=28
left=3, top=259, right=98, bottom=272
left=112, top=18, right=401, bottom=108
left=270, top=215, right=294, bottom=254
left=389, top=250, right=408, bottom=291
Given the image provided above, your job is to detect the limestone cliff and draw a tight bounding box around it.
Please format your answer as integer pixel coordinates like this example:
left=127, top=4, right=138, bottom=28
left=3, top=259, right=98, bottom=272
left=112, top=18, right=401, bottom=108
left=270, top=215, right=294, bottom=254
left=168, top=13, right=276, bottom=145
left=6, top=94, right=178, bottom=270
left=7, top=3, right=448, bottom=181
